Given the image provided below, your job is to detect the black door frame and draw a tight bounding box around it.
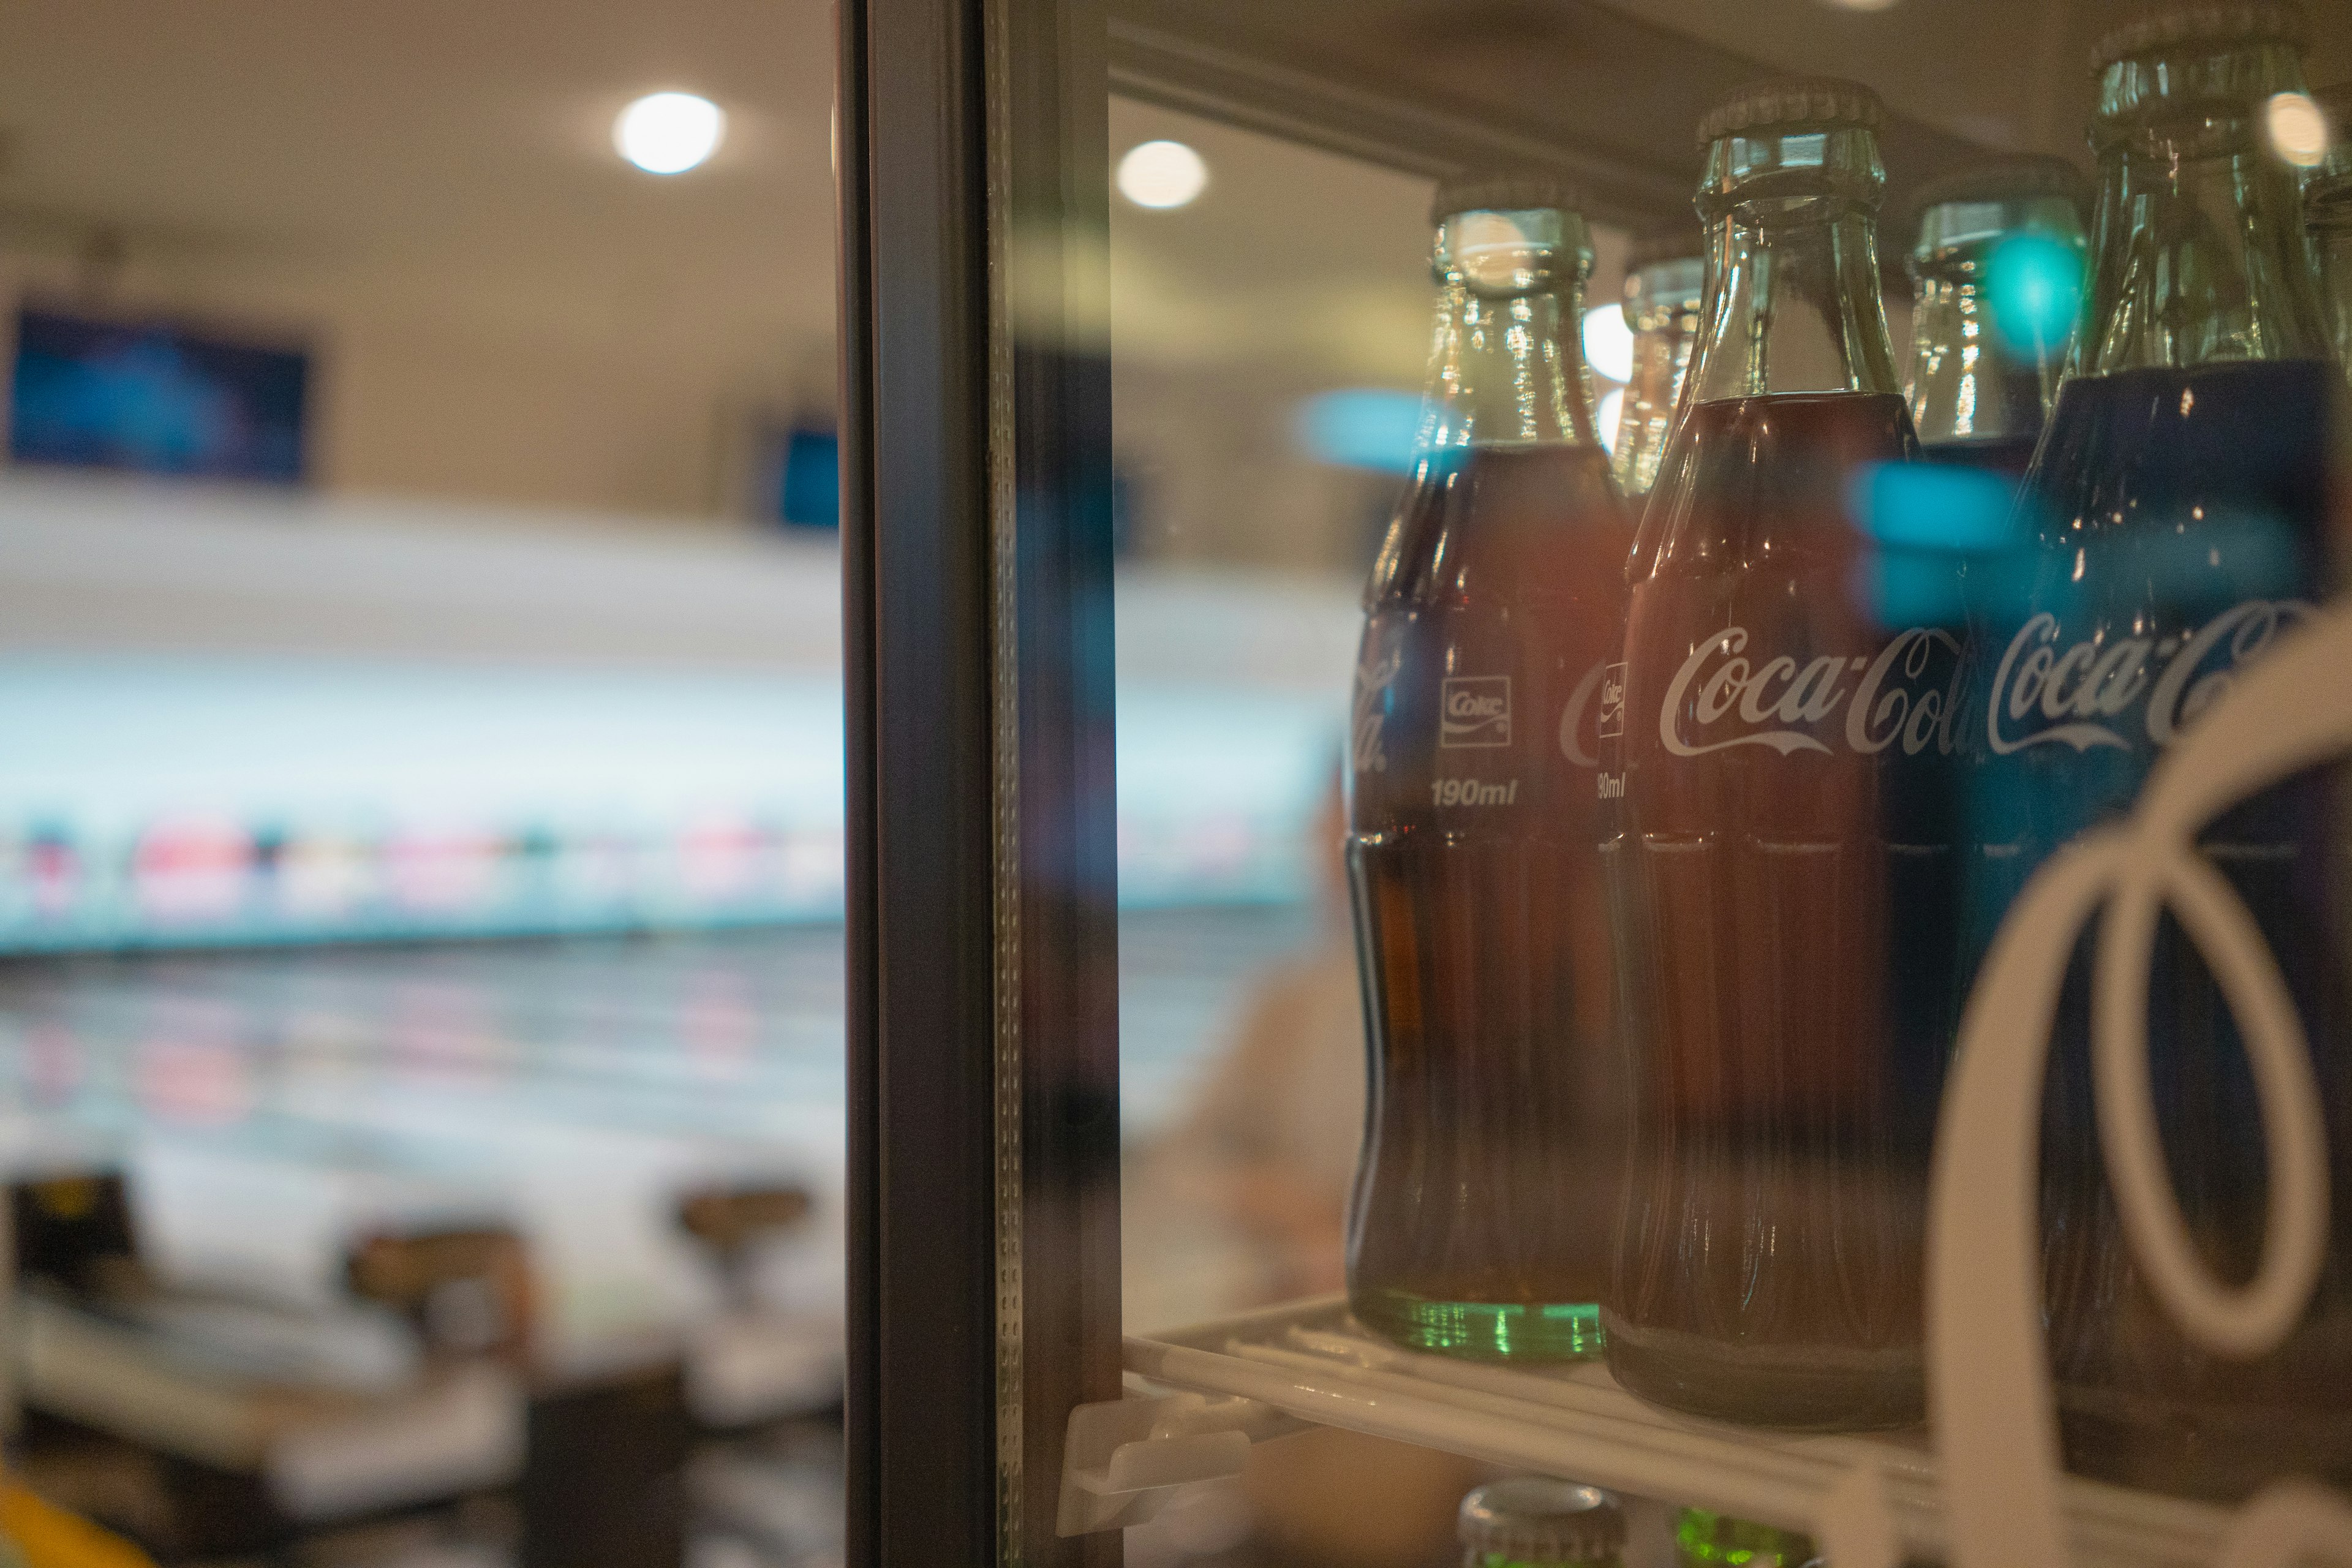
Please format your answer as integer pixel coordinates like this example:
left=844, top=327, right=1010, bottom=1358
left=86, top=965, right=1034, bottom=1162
left=838, top=0, right=1120, bottom=1561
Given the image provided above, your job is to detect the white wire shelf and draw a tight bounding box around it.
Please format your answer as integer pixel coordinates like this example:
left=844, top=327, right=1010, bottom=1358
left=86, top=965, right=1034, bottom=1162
left=1121, top=1295, right=2228, bottom=1567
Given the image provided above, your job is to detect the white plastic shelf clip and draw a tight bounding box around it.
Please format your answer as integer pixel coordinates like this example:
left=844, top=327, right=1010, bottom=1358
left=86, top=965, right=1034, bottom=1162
left=1056, top=1386, right=1308, bottom=1536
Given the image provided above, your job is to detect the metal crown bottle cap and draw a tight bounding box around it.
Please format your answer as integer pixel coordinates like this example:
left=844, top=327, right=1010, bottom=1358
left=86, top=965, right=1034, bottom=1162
left=1430, top=170, right=1584, bottom=225
left=1626, top=217, right=1706, bottom=272
left=1695, top=77, right=1885, bottom=148
left=2089, top=1, right=2305, bottom=70
left=1904, top=154, right=2090, bottom=236
left=1458, top=1479, right=1625, bottom=1566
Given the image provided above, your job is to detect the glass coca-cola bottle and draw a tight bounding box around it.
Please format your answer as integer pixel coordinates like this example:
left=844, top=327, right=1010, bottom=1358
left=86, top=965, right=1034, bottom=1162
left=1457, top=1480, right=1625, bottom=1568
left=1902, top=156, right=2089, bottom=475
left=2311, top=83, right=2352, bottom=377
left=1673, top=1511, right=1815, bottom=1568
left=1346, top=173, right=1634, bottom=1361
left=1609, top=78, right=1958, bottom=1429
left=1611, top=222, right=1707, bottom=502
left=1963, top=1, right=2350, bottom=1498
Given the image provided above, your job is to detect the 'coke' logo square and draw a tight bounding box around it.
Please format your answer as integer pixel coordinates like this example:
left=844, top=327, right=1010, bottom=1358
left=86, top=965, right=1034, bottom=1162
left=1439, top=676, right=1511, bottom=748
left=1597, top=662, right=1626, bottom=740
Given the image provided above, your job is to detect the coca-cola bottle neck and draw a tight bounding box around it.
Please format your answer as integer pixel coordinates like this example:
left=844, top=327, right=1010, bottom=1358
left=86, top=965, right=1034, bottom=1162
left=1613, top=255, right=1705, bottom=499
left=1905, top=196, right=2085, bottom=442
left=2309, top=172, right=2352, bottom=376
left=2074, top=40, right=2329, bottom=374
left=1420, top=206, right=1605, bottom=453
left=1683, top=124, right=1902, bottom=403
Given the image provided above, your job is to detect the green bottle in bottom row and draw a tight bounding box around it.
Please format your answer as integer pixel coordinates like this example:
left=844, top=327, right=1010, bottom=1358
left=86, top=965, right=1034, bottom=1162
left=1673, top=1509, right=1818, bottom=1568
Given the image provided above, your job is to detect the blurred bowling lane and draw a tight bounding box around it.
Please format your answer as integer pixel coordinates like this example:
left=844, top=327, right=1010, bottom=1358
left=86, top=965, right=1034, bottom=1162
left=0, top=928, right=846, bottom=1365
left=0, top=907, right=1307, bottom=1365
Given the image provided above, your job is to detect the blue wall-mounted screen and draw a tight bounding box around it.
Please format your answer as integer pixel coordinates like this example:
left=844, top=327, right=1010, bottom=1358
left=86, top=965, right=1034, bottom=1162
left=778, top=426, right=839, bottom=529
left=10, top=306, right=311, bottom=483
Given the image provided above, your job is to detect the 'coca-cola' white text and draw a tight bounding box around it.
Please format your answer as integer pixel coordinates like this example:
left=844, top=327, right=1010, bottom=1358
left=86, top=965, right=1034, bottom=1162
left=1659, top=626, right=1964, bottom=758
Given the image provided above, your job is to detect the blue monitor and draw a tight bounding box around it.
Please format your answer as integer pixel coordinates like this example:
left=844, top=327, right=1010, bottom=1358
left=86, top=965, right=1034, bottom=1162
left=778, top=424, right=839, bottom=529
left=10, top=305, right=310, bottom=483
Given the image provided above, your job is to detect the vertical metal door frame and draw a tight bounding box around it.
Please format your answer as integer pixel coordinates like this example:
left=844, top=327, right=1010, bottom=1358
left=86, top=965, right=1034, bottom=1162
left=839, top=0, right=1120, bottom=1559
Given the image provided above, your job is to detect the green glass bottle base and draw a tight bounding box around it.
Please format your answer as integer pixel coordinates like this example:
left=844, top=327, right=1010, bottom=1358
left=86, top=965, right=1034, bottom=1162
left=1351, top=1287, right=1605, bottom=1362
left=1675, top=1508, right=1818, bottom=1568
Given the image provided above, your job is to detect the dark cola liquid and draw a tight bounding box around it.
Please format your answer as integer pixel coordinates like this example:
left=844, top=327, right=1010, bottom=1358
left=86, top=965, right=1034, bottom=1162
left=1921, top=432, right=2041, bottom=480
left=1964, top=358, right=2351, bottom=1498
left=1608, top=391, right=1959, bottom=1429
left=1346, top=440, right=1634, bottom=1361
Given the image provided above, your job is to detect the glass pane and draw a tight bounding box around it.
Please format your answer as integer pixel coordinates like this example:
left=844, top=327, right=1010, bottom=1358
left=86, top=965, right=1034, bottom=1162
left=0, top=9, right=845, bottom=1566
left=1101, top=0, right=2352, bottom=1559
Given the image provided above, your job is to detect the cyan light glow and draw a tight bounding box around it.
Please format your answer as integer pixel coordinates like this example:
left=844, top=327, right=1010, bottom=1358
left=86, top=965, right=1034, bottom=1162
left=1117, top=141, right=1208, bottom=209
left=1986, top=230, right=2085, bottom=359
left=1845, top=461, right=2018, bottom=625
left=615, top=92, right=726, bottom=175
left=1296, top=388, right=1423, bottom=473
left=1847, top=459, right=2020, bottom=552
left=1581, top=303, right=1635, bottom=384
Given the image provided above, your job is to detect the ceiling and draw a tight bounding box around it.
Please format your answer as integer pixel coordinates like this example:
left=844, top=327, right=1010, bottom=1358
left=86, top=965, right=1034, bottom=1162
left=0, top=0, right=841, bottom=355
left=0, top=0, right=2339, bottom=396
left=1110, top=97, right=1441, bottom=387
left=1113, top=0, right=2352, bottom=222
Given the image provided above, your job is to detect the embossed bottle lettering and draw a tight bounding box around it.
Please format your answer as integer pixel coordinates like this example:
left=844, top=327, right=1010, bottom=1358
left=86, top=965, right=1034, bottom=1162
left=1659, top=627, right=1964, bottom=759
left=1982, top=601, right=2309, bottom=756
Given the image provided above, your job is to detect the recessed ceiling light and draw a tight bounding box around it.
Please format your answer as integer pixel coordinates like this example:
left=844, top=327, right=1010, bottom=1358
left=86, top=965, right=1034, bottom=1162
left=1118, top=141, right=1208, bottom=209
left=2266, top=91, right=2328, bottom=168
left=616, top=92, right=726, bottom=176
left=1820, top=0, right=1901, bottom=12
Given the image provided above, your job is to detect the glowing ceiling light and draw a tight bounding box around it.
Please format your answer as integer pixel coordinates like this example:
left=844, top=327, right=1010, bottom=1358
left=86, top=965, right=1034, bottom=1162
left=616, top=92, right=726, bottom=175
left=1821, top=0, right=1901, bottom=11
left=1118, top=141, right=1207, bottom=209
left=2266, top=91, right=2328, bottom=168
left=1581, top=303, right=1635, bottom=385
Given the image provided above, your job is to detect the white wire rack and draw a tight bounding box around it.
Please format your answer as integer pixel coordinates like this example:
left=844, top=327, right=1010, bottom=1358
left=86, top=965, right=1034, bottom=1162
left=1116, top=1295, right=2228, bottom=1567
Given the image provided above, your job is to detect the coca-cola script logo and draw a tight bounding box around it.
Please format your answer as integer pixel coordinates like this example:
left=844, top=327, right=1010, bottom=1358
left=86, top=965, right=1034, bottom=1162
left=1440, top=675, right=1512, bottom=748
left=1985, top=599, right=2308, bottom=755
left=1660, top=625, right=1964, bottom=758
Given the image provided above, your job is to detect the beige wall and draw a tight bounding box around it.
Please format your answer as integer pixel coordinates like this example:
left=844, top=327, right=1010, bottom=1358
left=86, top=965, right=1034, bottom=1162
left=0, top=241, right=834, bottom=527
